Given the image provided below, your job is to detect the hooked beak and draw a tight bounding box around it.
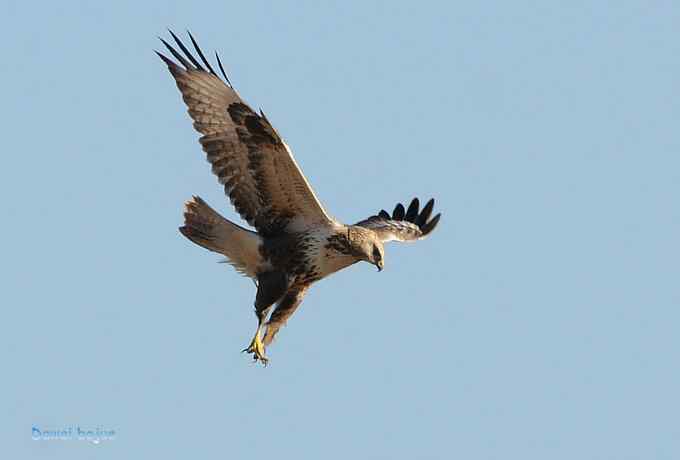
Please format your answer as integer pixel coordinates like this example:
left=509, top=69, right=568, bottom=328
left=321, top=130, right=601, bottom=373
left=376, top=260, right=384, bottom=272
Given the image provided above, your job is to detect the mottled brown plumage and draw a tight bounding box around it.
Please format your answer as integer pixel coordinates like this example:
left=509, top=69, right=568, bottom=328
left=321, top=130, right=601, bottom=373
left=158, top=31, right=441, bottom=365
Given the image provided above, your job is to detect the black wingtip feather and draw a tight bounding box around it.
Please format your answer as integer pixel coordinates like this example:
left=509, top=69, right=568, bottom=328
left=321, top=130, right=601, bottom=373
left=405, top=198, right=420, bottom=221
left=393, top=203, right=406, bottom=220
left=215, top=51, right=232, bottom=86
left=416, top=198, right=435, bottom=227
left=420, top=213, right=441, bottom=236
left=378, top=210, right=390, bottom=219
left=155, top=50, right=176, bottom=67
left=168, top=29, right=203, bottom=71
left=187, top=30, right=217, bottom=75
left=158, top=31, right=233, bottom=88
left=159, top=37, right=193, bottom=70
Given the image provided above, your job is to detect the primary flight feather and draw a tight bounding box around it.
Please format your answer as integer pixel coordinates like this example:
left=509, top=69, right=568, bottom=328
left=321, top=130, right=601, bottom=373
left=157, top=31, right=441, bottom=365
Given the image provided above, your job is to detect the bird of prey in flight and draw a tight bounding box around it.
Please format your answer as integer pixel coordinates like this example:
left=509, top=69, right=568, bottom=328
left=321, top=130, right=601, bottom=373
left=157, top=31, right=441, bottom=365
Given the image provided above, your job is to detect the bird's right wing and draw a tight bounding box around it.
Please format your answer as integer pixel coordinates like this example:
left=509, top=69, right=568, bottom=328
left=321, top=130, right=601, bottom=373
left=157, top=31, right=333, bottom=237
left=355, top=198, right=441, bottom=243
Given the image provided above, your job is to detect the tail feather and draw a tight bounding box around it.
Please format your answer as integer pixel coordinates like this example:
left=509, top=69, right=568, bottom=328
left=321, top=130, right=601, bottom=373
left=180, top=196, right=227, bottom=250
left=180, top=196, right=262, bottom=277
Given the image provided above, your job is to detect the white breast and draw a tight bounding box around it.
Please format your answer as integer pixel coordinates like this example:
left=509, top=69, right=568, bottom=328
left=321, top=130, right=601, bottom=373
left=303, top=225, right=357, bottom=280
left=318, top=249, right=356, bottom=278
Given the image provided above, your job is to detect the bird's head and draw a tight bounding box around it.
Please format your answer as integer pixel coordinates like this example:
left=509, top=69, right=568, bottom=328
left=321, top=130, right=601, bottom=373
left=347, top=226, right=385, bottom=272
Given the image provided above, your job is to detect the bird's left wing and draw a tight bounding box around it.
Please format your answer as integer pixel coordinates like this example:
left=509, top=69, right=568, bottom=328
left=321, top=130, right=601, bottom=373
left=157, top=31, right=333, bottom=236
left=355, top=198, right=441, bottom=243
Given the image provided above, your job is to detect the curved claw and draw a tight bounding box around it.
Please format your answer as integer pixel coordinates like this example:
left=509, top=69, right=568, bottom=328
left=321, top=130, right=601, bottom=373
left=242, top=334, right=269, bottom=366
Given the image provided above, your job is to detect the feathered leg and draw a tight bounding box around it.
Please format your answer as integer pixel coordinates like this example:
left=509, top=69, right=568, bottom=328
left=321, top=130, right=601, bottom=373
left=262, top=287, right=308, bottom=349
left=243, top=271, right=288, bottom=365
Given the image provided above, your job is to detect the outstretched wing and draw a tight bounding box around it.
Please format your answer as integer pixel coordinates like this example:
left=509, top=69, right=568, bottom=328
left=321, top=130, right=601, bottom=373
left=356, top=198, right=441, bottom=243
left=157, top=31, right=333, bottom=237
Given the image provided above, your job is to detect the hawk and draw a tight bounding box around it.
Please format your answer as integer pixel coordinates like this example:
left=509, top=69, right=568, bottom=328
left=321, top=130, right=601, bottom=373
left=157, top=31, right=441, bottom=365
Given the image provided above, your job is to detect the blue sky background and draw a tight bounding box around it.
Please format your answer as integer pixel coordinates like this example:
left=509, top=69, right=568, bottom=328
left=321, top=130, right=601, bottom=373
left=3, top=1, right=680, bottom=458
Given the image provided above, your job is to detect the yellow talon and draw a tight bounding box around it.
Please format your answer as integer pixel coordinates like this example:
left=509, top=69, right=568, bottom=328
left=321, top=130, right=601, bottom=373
left=242, top=330, right=268, bottom=366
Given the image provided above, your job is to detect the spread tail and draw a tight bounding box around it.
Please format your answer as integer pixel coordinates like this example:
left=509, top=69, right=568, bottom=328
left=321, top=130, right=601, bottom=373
left=180, top=196, right=262, bottom=277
